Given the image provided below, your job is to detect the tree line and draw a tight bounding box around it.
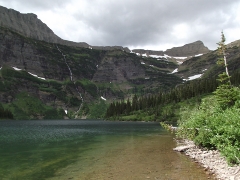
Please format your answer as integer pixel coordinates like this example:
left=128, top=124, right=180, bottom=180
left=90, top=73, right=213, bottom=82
left=105, top=69, right=240, bottom=118
left=0, top=104, right=13, bottom=119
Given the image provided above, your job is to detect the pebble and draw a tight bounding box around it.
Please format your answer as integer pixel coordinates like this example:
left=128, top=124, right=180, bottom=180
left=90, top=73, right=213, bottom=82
left=174, top=139, right=240, bottom=180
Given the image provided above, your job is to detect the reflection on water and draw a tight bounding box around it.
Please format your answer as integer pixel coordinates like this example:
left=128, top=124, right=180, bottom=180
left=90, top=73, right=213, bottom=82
left=0, top=120, right=214, bottom=180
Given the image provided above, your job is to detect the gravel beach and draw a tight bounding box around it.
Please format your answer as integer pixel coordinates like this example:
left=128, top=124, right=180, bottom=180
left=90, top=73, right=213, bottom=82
left=174, top=139, right=240, bottom=180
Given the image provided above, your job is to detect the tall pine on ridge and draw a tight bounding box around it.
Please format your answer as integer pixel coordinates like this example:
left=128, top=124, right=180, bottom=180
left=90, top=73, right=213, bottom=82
left=214, top=31, right=239, bottom=109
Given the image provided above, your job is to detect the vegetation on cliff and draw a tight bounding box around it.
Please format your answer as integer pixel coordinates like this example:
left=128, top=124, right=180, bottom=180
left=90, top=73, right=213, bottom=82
left=0, top=103, right=13, bottom=119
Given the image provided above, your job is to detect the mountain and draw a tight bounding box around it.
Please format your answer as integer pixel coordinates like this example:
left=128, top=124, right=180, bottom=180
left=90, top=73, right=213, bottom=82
left=0, top=5, right=239, bottom=120
left=132, top=40, right=210, bottom=57
left=0, top=5, right=130, bottom=51
left=0, top=6, right=182, bottom=119
left=164, top=40, right=210, bottom=56
left=227, top=40, right=240, bottom=48
left=0, top=26, right=182, bottom=119
left=176, top=45, right=240, bottom=80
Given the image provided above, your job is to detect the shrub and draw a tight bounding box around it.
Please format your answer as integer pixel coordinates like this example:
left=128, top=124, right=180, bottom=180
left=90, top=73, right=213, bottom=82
left=177, top=95, right=240, bottom=164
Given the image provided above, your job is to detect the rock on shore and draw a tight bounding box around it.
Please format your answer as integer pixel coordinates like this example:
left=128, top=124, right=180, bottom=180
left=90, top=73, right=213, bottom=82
left=174, top=139, right=240, bottom=180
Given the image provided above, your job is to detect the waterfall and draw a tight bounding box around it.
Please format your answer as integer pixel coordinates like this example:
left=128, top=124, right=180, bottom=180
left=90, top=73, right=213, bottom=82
left=56, top=45, right=84, bottom=116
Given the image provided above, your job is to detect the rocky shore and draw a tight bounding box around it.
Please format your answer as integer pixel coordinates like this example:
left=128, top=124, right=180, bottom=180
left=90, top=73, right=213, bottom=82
left=174, top=139, right=240, bottom=180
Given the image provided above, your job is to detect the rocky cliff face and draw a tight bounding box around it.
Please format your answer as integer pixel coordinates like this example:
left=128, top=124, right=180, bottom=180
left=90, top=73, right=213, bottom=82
left=92, top=46, right=130, bottom=52
left=0, top=5, right=90, bottom=48
left=0, top=6, right=59, bottom=43
left=0, top=5, right=131, bottom=51
left=132, top=41, right=210, bottom=57
left=0, top=27, right=70, bottom=80
left=131, top=49, right=164, bottom=56
left=227, top=40, right=240, bottom=48
left=0, top=5, right=211, bottom=56
left=92, top=53, right=145, bottom=83
left=164, top=40, right=210, bottom=56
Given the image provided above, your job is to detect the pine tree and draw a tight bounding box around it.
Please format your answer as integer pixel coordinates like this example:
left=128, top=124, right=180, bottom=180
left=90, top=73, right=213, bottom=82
left=214, top=32, right=239, bottom=109
left=126, top=98, right=131, bottom=114
left=216, top=31, right=231, bottom=84
left=132, top=94, right=138, bottom=111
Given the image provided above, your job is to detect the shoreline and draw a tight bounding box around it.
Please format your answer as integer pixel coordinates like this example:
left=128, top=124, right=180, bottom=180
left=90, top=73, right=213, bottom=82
left=173, top=139, right=240, bottom=180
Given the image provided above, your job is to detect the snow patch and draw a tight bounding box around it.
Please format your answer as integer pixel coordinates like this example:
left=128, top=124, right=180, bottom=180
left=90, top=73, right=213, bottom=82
left=155, top=54, right=170, bottom=60
left=184, top=74, right=203, bottom=81
left=28, top=72, right=46, bottom=80
left=195, top=54, right=203, bottom=57
left=149, top=65, right=154, bottom=67
left=160, top=54, right=188, bottom=60
left=141, top=62, right=145, bottom=65
left=145, top=77, right=150, bottom=79
left=0, top=67, right=2, bottom=70
left=171, top=68, right=178, bottom=74
left=202, top=69, right=207, bottom=72
left=134, top=52, right=148, bottom=57
left=149, top=55, right=163, bottom=58
left=163, top=54, right=171, bottom=58
left=101, top=96, right=106, bottom=101
left=64, top=110, right=68, bottom=114
left=12, top=67, right=45, bottom=80
left=12, top=67, right=22, bottom=71
left=89, top=46, right=92, bottom=49
left=176, top=61, right=184, bottom=65
left=173, top=56, right=188, bottom=60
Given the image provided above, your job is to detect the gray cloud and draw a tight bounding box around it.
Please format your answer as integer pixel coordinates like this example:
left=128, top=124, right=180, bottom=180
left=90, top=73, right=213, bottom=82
left=72, top=0, right=239, bottom=49
left=0, top=0, right=239, bottom=50
left=0, top=0, right=73, bottom=11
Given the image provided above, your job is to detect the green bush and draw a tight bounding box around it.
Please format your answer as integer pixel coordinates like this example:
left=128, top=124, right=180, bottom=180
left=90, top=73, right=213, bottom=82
left=8, top=92, right=65, bottom=120
left=88, top=100, right=108, bottom=119
left=177, top=94, right=240, bottom=164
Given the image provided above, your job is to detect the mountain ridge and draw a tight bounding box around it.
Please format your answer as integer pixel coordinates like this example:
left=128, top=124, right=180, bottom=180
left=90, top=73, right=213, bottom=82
left=0, top=5, right=210, bottom=56
left=132, top=40, right=210, bottom=57
left=0, top=5, right=240, bottom=120
left=0, top=5, right=132, bottom=52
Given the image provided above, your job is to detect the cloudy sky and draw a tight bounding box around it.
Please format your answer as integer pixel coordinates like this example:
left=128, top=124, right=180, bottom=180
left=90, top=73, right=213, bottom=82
left=0, top=0, right=240, bottom=50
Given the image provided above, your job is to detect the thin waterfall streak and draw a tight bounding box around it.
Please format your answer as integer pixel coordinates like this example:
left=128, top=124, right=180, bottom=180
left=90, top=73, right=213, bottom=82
left=56, top=45, right=83, bottom=115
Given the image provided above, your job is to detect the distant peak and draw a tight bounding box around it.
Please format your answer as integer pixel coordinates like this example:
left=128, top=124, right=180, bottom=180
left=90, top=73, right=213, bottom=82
left=132, top=41, right=210, bottom=57
left=165, top=41, right=210, bottom=57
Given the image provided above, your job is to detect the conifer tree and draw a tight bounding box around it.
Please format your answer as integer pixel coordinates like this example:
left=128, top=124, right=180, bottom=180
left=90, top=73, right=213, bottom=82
left=214, top=31, right=239, bottom=108
left=216, top=31, right=231, bottom=84
left=126, top=98, right=131, bottom=114
left=132, top=94, right=138, bottom=111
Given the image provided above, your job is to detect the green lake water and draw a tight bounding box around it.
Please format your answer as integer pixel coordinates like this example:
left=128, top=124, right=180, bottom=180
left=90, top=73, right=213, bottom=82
left=0, top=120, right=215, bottom=180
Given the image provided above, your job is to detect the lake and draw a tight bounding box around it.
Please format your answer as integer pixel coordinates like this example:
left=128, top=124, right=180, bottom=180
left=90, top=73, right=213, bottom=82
left=0, top=120, right=214, bottom=180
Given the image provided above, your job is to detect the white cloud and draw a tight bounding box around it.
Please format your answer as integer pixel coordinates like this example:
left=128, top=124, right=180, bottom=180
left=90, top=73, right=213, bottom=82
left=171, top=23, right=190, bottom=40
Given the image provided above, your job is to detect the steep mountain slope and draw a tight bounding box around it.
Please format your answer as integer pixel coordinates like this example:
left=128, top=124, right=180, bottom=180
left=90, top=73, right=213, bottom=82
left=0, top=25, right=182, bottom=119
left=0, top=5, right=130, bottom=51
left=164, top=40, right=210, bottom=57
left=175, top=45, right=240, bottom=80
left=1, top=5, right=239, bottom=120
